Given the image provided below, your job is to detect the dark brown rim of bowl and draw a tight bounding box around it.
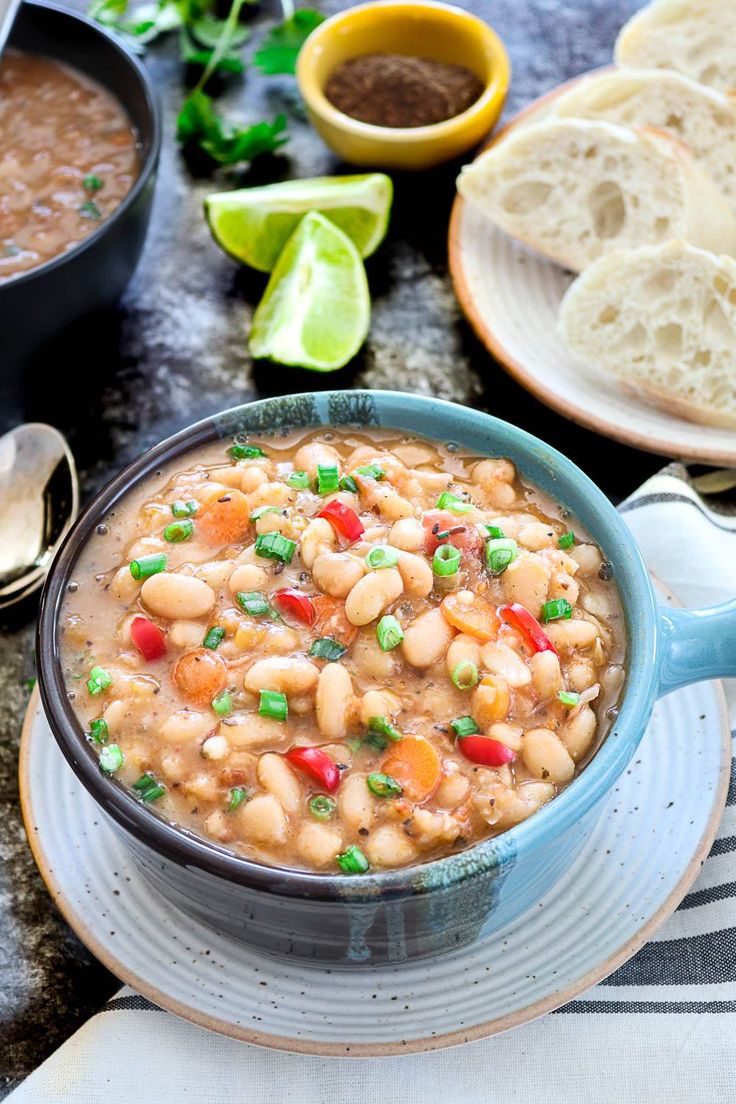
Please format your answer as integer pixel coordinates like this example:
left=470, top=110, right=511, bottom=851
left=1, top=0, right=162, bottom=291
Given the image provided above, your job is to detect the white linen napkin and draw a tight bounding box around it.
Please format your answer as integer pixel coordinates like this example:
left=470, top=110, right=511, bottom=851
left=10, top=464, right=736, bottom=1103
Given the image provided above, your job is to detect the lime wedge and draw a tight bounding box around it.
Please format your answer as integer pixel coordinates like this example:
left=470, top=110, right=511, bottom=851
left=205, top=174, right=392, bottom=272
left=249, top=211, right=370, bottom=372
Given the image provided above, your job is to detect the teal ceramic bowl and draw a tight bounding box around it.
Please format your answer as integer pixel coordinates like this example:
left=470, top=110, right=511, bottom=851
left=37, top=391, right=736, bottom=965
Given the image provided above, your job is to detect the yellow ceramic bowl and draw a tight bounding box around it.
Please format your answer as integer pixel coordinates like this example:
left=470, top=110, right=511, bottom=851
left=296, top=0, right=511, bottom=171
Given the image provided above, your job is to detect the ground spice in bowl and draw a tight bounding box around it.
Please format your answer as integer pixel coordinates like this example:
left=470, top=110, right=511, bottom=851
left=324, top=53, right=485, bottom=129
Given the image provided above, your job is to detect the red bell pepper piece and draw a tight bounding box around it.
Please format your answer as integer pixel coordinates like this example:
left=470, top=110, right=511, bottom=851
left=457, top=736, right=517, bottom=767
left=285, top=746, right=341, bottom=792
left=271, top=587, right=316, bottom=626
left=498, top=603, right=557, bottom=655
left=317, top=500, right=364, bottom=544
left=129, top=616, right=167, bottom=661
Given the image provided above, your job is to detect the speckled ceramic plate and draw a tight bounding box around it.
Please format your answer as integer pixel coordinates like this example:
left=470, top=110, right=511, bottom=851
left=448, top=77, right=736, bottom=467
left=20, top=615, right=729, bottom=1056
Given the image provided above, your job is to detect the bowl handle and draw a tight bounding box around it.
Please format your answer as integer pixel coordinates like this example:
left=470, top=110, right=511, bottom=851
left=658, top=598, right=736, bottom=696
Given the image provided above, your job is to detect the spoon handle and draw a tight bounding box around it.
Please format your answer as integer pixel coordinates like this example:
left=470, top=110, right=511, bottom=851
left=0, top=0, right=21, bottom=59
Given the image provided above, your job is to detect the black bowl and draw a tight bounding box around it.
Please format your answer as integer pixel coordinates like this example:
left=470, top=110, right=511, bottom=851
left=1, top=0, right=161, bottom=372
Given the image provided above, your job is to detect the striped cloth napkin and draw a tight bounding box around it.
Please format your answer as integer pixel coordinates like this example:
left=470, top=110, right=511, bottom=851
left=9, top=464, right=736, bottom=1103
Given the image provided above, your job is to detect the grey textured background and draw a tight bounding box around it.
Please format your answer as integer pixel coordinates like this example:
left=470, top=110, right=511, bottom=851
left=1, top=0, right=654, bottom=1092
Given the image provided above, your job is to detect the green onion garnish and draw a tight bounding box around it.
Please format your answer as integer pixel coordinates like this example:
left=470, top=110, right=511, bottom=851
left=558, top=690, right=580, bottom=707
left=98, top=743, right=123, bottom=773
left=228, top=443, right=266, bottom=460
left=226, top=786, right=248, bottom=811
left=540, top=599, right=573, bottom=623
left=451, top=715, right=480, bottom=738
left=202, top=626, right=225, bottom=650
left=354, top=463, right=385, bottom=481
left=365, top=545, right=399, bottom=570
left=339, top=475, right=358, bottom=494
left=433, top=544, right=462, bottom=576
left=376, top=615, right=404, bottom=652
left=132, top=772, right=166, bottom=802
left=436, top=491, right=473, bottom=514
left=286, top=470, right=310, bottom=489
left=310, top=637, right=347, bottom=661
left=87, top=666, right=112, bottom=696
left=451, top=661, right=479, bottom=691
left=79, top=199, right=101, bottom=219
left=163, top=519, right=194, bottom=543
left=250, top=505, right=282, bottom=523
left=171, top=499, right=198, bottom=518
left=365, top=731, right=388, bottom=750
left=259, top=689, right=288, bottom=721
left=255, top=532, right=296, bottom=563
left=236, top=591, right=271, bottom=617
left=347, top=737, right=363, bottom=753
left=83, top=173, right=103, bottom=192
left=316, top=464, right=339, bottom=495
left=336, top=845, right=370, bottom=874
left=368, top=715, right=402, bottom=742
left=129, top=552, right=167, bottom=580
left=485, top=537, right=518, bottom=576
left=212, top=689, right=233, bottom=716
left=308, top=794, right=336, bottom=820
left=484, top=525, right=505, bottom=539
left=88, top=718, right=109, bottom=744
left=558, top=531, right=575, bottom=550
left=366, top=772, right=402, bottom=798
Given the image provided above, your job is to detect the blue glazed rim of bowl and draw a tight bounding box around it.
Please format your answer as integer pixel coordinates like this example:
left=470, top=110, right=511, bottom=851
left=37, top=391, right=661, bottom=901
left=1, top=0, right=161, bottom=292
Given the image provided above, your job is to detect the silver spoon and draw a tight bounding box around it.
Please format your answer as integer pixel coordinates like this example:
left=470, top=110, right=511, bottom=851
left=0, top=423, right=79, bottom=610
left=0, top=0, right=20, bottom=59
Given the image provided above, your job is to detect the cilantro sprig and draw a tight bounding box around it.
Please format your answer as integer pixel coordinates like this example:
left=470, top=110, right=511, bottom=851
left=254, top=9, right=325, bottom=75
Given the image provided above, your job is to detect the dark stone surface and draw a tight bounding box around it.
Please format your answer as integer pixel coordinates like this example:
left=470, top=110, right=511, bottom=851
left=0, top=0, right=663, bottom=1092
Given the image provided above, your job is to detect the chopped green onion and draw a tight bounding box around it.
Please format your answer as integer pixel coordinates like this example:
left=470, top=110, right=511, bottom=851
left=376, top=615, right=404, bottom=652
left=236, top=591, right=272, bottom=617
left=365, top=731, right=388, bottom=750
left=255, top=532, right=296, bottom=563
left=87, top=666, right=112, bottom=696
left=436, top=491, right=473, bottom=514
left=171, top=499, right=198, bottom=518
left=451, top=715, right=480, bottom=738
left=558, top=690, right=581, bottom=707
left=336, top=845, right=370, bottom=874
left=228, top=443, right=266, bottom=460
left=316, top=464, right=339, bottom=495
left=558, top=531, right=575, bottom=550
left=540, top=599, right=573, bottom=623
left=366, top=772, right=402, bottom=798
left=310, top=637, right=347, bottom=661
left=484, top=525, right=505, bottom=539
left=286, top=470, right=310, bottom=489
left=202, top=626, right=225, bottom=650
left=88, top=718, right=109, bottom=744
left=354, top=463, right=385, bottom=481
left=339, top=475, right=358, bottom=494
left=250, top=505, right=282, bottom=523
left=163, top=519, right=194, bottom=543
left=451, top=661, right=479, bottom=691
left=368, top=715, right=402, bottom=742
left=485, top=537, right=518, bottom=576
left=365, top=545, right=399, bottom=570
left=99, top=743, right=123, bottom=774
left=308, top=794, right=336, bottom=820
left=433, top=544, right=462, bottom=576
left=79, top=199, right=101, bottom=219
left=129, top=552, right=167, bottom=580
left=212, top=689, right=233, bottom=716
left=132, top=771, right=166, bottom=803
left=259, top=689, right=288, bottom=722
left=83, top=173, right=103, bottom=192
left=226, top=786, right=247, bottom=811
left=346, top=737, right=363, bottom=753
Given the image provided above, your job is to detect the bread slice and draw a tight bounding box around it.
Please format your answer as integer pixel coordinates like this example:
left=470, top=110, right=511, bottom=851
left=456, top=118, right=736, bottom=272
left=551, top=68, right=736, bottom=218
left=559, top=241, right=736, bottom=428
left=615, top=0, right=736, bottom=93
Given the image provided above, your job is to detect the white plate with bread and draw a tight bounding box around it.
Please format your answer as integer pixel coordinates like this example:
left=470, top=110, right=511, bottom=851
left=449, top=0, right=736, bottom=464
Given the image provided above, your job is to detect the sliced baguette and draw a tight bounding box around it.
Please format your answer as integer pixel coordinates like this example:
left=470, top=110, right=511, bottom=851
left=456, top=118, right=736, bottom=272
left=559, top=241, right=736, bottom=428
left=551, top=68, right=736, bottom=217
left=615, top=0, right=736, bottom=93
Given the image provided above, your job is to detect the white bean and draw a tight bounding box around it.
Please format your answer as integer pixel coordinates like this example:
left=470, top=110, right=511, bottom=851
left=312, top=552, right=365, bottom=598
left=195, top=560, right=234, bottom=589
left=228, top=563, right=268, bottom=594
left=560, top=705, right=597, bottom=761
left=359, top=689, right=401, bottom=727
left=522, top=727, right=575, bottom=783
left=501, top=553, right=550, bottom=616
left=345, top=567, right=403, bottom=626
left=300, top=517, right=336, bottom=570
left=365, top=825, right=417, bottom=867
left=159, top=709, right=216, bottom=745
left=257, top=753, right=302, bottom=813
left=201, top=734, right=229, bottom=760
left=530, top=650, right=562, bottom=698
left=480, top=641, right=532, bottom=688
left=517, top=521, right=556, bottom=551
left=545, top=619, right=598, bottom=651
left=396, top=551, right=433, bottom=597
left=351, top=633, right=403, bottom=680
left=168, top=619, right=207, bottom=650
left=244, top=657, right=319, bottom=695
left=315, top=663, right=353, bottom=740
left=294, top=442, right=341, bottom=479
left=388, top=517, right=425, bottom=551
left=402, top=607, right=456, bottom=669
left=338, top=774, right=374, bottom=831
left=141, top=573, right=215, bottom=620
left=296, top=823, right=343, bottom=868
left=110, top=565, right=140, bottom=603
left=221, top=714, right=287, bottom=749
left=446, top=634, right=482, bottom=678
left=486, top=721, right=523, bottom=752
left=238, top=793, right=287, bottom=844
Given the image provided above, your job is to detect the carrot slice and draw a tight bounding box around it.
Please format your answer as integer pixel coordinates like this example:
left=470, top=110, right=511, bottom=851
left=197, top=489, right=251, bottom=545
left=440, top=593, right=499, bottom=642
left=381, top=736, right=441, bottom=803
left=172, top=648, right=228, bottom=707
left=312, top=595, right=358, bottom=647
